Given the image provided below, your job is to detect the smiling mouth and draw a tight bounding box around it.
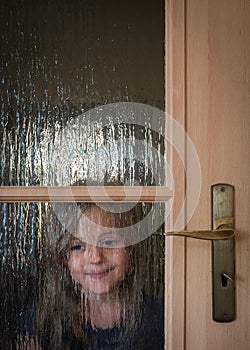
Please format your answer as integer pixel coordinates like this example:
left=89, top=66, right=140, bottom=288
left=86, top=267, right=115, bottom=279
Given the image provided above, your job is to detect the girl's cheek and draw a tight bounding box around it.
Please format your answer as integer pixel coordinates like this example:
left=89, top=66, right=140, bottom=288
left=68, top=255, right=84, bottom=271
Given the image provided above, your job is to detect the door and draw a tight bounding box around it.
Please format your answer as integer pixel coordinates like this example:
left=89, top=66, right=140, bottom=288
left=166, top=0, right=250, bottom=349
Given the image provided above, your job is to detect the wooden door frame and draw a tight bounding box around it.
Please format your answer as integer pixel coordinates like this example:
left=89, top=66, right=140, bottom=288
left=165, top=0, right=186, bottom=349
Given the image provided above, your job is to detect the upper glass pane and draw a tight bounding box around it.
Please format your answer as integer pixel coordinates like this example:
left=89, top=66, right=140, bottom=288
left=0, top=0, right=165, bottom=187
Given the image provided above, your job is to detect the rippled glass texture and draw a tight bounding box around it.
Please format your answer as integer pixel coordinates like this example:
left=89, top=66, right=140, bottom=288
left=0, top=202, right=165, bottom=349
left=0, top=0, right=165, bottom=187
left=0, top=0, right=165, bottom=349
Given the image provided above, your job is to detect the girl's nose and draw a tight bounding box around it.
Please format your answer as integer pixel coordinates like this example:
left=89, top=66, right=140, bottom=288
left=88, top=245, right=104, bottom=264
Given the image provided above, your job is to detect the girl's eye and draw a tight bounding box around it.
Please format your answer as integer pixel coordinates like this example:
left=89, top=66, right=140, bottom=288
left=70, top=244, right=86, bottom=251
left=100, top=239, right=119, bottom=248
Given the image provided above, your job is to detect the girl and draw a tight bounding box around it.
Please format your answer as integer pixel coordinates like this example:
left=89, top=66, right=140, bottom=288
left=31, top=201, right=165, bottom=350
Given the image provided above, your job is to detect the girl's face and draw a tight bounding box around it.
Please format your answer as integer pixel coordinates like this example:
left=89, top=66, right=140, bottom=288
left=68, top=206, right=130, bottom=296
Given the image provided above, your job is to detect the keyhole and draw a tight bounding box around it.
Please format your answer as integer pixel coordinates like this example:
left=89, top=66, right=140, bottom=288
left=221, top=273, right=228, bottom=287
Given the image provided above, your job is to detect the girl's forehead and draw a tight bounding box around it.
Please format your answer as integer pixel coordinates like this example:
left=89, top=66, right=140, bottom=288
left=81, top=206, right=116, bottom=226
left=81, top=206, right=115, bottom=224
left=75, top=207, right=124, bottom=245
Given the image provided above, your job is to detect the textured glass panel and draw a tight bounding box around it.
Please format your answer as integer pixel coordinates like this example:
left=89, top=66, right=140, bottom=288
left=0, top=0, right=165, bottom=349
left=0, top=202, right=165, bottom=349
left=0, top=202, right=47, bottom=349
left=0, top=0, right=164, bottom=186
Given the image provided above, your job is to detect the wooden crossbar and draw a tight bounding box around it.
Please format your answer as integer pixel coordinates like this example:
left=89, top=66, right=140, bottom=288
left=0, top=186, right=173, bottom=202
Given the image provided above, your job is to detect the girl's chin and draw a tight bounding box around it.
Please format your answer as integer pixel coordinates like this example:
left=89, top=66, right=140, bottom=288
left=81, top=286, right=118, bottom=299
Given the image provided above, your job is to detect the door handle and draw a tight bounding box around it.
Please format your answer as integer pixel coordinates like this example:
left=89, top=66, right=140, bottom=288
left=163, top=183, right=235, bottom=323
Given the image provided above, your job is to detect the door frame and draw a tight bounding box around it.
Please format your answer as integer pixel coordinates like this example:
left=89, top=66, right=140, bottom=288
left=165, top=0, right=186, bottom=349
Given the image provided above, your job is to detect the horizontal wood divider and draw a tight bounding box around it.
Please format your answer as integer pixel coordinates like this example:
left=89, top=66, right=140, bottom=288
left=0, top=186, right=173, bottom=202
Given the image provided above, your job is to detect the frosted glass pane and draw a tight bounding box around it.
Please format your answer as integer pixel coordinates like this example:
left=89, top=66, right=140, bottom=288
left=0, top=202, right=165, bottom=349
left=0, top=0, right=165, bottom=349
left=0, top=0, right=164, bottom=187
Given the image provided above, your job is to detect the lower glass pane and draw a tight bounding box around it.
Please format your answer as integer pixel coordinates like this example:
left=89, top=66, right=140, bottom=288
left=0, top=201, right=165, bottom=349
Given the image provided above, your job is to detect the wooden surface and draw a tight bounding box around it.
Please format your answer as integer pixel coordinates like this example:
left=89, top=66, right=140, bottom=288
left=185, top=0, right=250, bottom=349
left=165, top=0, right=186, bottom=349
left=0, top=186, right=172, bottom=202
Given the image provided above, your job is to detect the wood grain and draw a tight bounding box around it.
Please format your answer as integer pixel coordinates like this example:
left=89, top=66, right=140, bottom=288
left=165, top=0, right=186, bottom=349
left=0, top=186, right=172, bottom=202
left=185, top=0, right=250, bottom=349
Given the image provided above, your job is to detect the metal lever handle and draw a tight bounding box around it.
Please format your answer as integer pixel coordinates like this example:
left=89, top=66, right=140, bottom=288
left=164, top=227, right=235, bottom=240
left=163, top=183, right=235, bottom=323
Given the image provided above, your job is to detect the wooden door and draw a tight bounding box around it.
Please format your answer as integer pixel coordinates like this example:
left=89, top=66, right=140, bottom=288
left=166, top=0, right=250, bottom=349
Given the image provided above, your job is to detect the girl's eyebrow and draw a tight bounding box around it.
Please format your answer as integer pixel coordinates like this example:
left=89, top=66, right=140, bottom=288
left=98, top=232, right=119, bottom=239
left=70, top=239, right=86, bottom=245
left=70, top=231, right=123, bottom=247
left=97, top=232, right=125, bottom=244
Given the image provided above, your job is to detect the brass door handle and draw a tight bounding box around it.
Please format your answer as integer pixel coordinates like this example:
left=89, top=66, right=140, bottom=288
left=163, top=184, right=236, bottom=323
left=164, top=227, right=235, bottom=240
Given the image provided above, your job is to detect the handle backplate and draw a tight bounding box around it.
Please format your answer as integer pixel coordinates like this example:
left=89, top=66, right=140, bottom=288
left=211, top=184, right=235, bottom=322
